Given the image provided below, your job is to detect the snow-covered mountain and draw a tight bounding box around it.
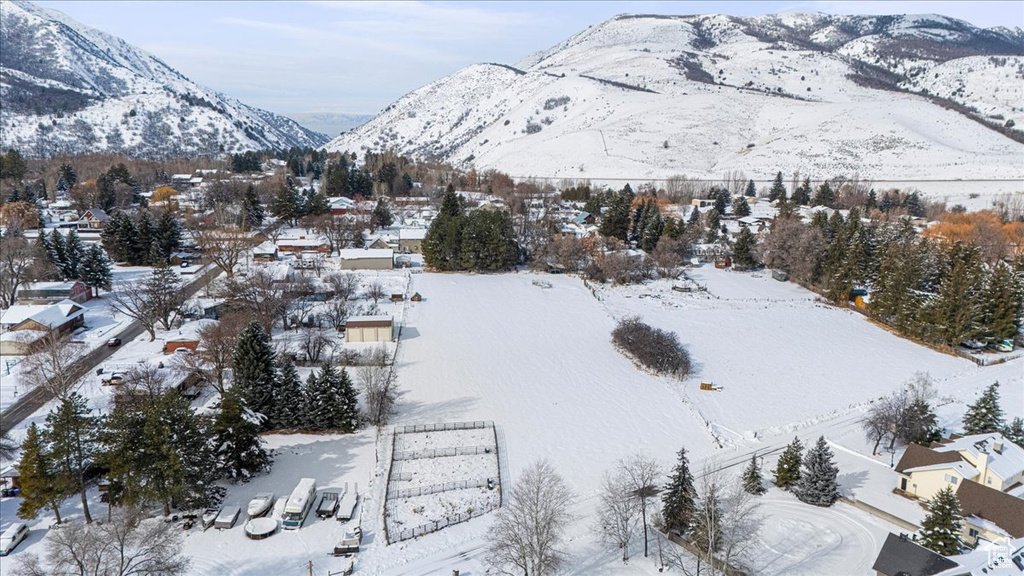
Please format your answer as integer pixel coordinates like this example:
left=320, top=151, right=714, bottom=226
left=0, top=0, right=328, bottom=158
left=328, top=13, right=1024, bottom=185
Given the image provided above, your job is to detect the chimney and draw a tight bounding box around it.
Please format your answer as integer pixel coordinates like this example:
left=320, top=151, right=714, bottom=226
left=993, top=441, right=1003, bottom=454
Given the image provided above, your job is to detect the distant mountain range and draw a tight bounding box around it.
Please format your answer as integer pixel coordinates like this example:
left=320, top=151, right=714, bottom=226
left=328, top=13, right=1024, bottom=184
left=0, top=0, right=328, bottom=158
left=283, top=113, right=375, bottom=138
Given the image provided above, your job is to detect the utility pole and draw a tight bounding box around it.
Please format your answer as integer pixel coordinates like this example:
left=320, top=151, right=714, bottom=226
left=308, top=560, right=313, bottom=576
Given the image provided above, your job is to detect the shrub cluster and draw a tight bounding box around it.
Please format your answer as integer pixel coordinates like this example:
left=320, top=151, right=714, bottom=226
left=611, top=317, right=691, bottom=378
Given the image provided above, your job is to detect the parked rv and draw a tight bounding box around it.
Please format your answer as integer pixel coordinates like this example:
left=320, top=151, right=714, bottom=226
left=282, top=478, right=317, bottom=529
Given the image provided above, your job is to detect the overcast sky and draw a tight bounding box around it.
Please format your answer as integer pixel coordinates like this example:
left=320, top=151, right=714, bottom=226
left=36, top=1, right=1024, bottom=115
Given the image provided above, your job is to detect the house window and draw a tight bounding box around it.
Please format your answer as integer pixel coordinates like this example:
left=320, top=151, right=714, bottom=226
left=986, top=477, right=992, bottom=485
left=968, top=528, right=979, bottom=538
left=944, top=474, right=959, bottom=485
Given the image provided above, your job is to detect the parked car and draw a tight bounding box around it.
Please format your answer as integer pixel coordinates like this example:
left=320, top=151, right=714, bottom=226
left=107, top=337, right=122, bottom=347
left=960, top=339, right=986, bottom=350
left=180, top=260, right=191, bottom=268
left=0, top=523, right=29, bottom=556
left=102, top=372, right=125, bottom=385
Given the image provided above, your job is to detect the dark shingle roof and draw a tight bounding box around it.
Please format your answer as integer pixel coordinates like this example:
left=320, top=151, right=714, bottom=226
left=956, top=480, right=1024, bottom=538
left=895, top=443, right=963, bottom=474
left=871, top=533, right=958, bottom=576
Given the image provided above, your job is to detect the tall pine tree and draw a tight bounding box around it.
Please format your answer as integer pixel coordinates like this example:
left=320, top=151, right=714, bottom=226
left=662, top=447, right=697, bottom=536
left=981, top=261, right=1023, bottom=340
left=963, top=382, right=1004, bottom=434
left=232, top=322, right=277, bottom=426
left=768, top=172, right=786, bottom=203
left=732, top=227, right=758, bottom=269
left=774, top=437, right=803, bottom=489
left=794, top=435, right=840, bottom=507
left=742, top=453, right=766, bottom=495
left=240, top=184, right=265, bottom=230
left=211, top=386, right=272, bottom=482
left=919, top=486, right=963, bottom=555
left=46, top=393, right=100, bottom=523
left=423, top=185, right=466, bottom=271
left=16, top=423, right=65, bottom=523
left=272, top=358, right=303, bottom=430
left=79, top=244, right=113, bottom=293
left=926, top=242, right=985, bottom=345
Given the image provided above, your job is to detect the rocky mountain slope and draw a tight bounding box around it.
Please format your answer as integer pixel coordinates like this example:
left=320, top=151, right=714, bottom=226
left=0, top=0, right=328, bottom=158
left=327, top=13, right=1024, bottom=187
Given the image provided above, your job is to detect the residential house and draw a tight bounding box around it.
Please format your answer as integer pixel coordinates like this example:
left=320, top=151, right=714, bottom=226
left=163, top=319, right=215, bottom=354
left=398, top=228, right=427, bottom=254
left=16, top=281, right=93, bottom=304
left=276, top=236, right=330, bottom=253
left=253, top=242, right=278, bottom=262
left=872, top=532, right=1024, bottom=575
left=0, top=299, right=86, bottom=354
left=329, top=196, right=355, bottom=215
left=956, top=480, right=1024, bottom=546
left=77, top=208, right=110, bottom=231
left=895, top=434, right=1024, bottom=501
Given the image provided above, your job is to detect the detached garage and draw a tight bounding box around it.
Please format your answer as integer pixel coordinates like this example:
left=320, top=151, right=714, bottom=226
left=345, top=316, right=393, bottom=342
left=339, top=248, right=394, bottom=270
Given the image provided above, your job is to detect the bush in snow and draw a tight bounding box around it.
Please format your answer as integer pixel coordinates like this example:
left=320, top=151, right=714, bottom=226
left=611, top=317, right=691, bottom=379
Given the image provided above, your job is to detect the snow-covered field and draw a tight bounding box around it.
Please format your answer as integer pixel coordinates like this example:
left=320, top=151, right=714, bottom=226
left=2, top=267, right=1020, bottom=575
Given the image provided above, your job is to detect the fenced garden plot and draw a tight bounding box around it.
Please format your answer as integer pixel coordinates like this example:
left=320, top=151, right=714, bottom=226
left=383, top=421, right=501, bottom=543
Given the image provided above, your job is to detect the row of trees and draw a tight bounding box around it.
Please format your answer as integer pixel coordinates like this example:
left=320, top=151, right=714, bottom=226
left=101, top=209, right=182, bottom=266
left=760, top=208, right=1024, bottom=346
left=423, top=186, right=519, bottom=271
left=35, top=228, right=113, bottom=291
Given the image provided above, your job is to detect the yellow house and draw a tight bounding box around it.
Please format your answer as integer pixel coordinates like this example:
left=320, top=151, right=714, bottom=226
left=894, top=433, right=1024, bottom=502
left=955, top=480, right=1024, bottom=546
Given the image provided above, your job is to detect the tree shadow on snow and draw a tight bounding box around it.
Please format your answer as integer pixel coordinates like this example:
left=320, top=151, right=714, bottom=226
left=837, top=470, right=869, bottom=496
left=395, top=395, right=480, bottom=424
left=399, top=326, right=420, bottom=340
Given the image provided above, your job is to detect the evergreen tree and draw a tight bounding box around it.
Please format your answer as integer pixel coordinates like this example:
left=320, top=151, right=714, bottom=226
left=919, top=486, right=963, bottom=555
left=1003, top=417, right=1024, bottom=448
left=662, top=448, right=697, bottom=536
left=768, top=172, right=787, bottom=203
left=134, top=211, right=155, bottom=266
left=711, top=187, right=730, bottom=216
left=423, top=185, right=466, bottom=271
left=903, top=398, right=943, bottom=445
left=271, top=182, right=301, bottom=225
left=79, top=245, right=113, bottom=293
left=459, top=209, right=519, bottom=271
left=372, top=198, right=394, bottom=231
left=302, top=369, right=329, bottom=431
left=745, top=179, right=757, bottom=198
left=981, top=261, right=1023, bottom=340
left=639, top=200, right=663, bottom=252
left=791, top=178, right=812, bottom=206
left=152, top=211, right=182, bottom=265
left=56, top=163, right=77, bottom=193
left=63, top=230, right=84, bottom=279
left=306, top=364, right=359, bottom=432
left=926, top=242, right=985, bottom=345
left=865, top=190, right=878, bottom=211
left=662, top=217, right=681, bottom=240
left=50, top=229, right=68, bottom=278
left=742, top=453, right=766, bottom=495
left=306, top=190, right=330, bottom=216
left=35, top=231, right=54, bottom=268
left=599, top=185, right=635, bottom=242
left=871, top=236, right=931, bottom=336
left=732, top=196, right=751, bottom=217
left=732, top=227, right=758, bottom=268
left=240, top=184, right=265, bottom=230
left=46, top=393, right=100, bottom=523
left=704, top=210, right=721, bottom=243
left=232, top=322, right=277, bottom=426
left=687, top=205, right=700, bottom=226
left=963, top=382, right=1005, bottom=434
left=211, top=386, right=272, bottom=482
left=16, top=423, right=65, bottom=523
left=272, top=358, right=303, bottom=430
left=774, top=437, right=803, bottom=489
left=794, top=435, right=840, bottom=507
left=812, top=181, right=836, bottom=207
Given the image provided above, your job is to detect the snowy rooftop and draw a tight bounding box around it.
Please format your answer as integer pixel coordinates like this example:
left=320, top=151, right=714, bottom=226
left=0, top=299, right=85, bottom=328
left=346, top=315, right=393, bottom=324
left=934, top=433, right=1024, bottom=482
left=338, top=248, right=393, bottom=259
left=399, top=228, right=428, bottom=240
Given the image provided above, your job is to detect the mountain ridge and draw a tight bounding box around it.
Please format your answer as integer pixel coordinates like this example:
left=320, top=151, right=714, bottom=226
left=328, top=12, right=1024, bottom=187
left=0, top=0, right=328, bottom=158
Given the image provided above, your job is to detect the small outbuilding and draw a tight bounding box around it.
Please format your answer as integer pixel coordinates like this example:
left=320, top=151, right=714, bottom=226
left=16, top=281, right=93, bottom=304
left=339, top=248, right=393, bottom=270
left=345, top=316, right=393, bottom=343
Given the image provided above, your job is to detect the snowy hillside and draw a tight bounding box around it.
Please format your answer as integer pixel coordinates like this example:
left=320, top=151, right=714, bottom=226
left=0, top=0, right=328, bottom=158
left=328, top=13, right=1024, bottom=187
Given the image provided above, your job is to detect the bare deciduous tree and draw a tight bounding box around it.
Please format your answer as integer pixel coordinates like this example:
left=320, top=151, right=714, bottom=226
left=487, top=459, right=576, bottom=576
left=109, top=268, right=182, bottom=341
left=14, top=507, right=190, bottom=576
left=0, top=233, right=48, bottom=309
left=191, top=225, right=253, bottom=278
left=171, top=315, right=243, bottom=394
left=596, top=468, right=641, bottom=562
left=365, top=280, right=385, bottom=304
left=620, top=454, right=662, bottom=558
left=21, top=331, right=82, bottom=400
left=325, top=272, right=359, bottom=302
left=358, top=346, right=398, bottom=428
left=324, top=299, right=351, bottom=331
left=221, top=269, right=287, bottom=332
left=300, top=326, right=333, bottom=364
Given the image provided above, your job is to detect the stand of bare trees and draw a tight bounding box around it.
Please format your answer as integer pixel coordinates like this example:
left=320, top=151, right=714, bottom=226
left=13, top=507, right=190, bottom=576
left=190, top=224, right=253, bottom=278
left=486, top=459, right=576, bottom=576
left=109, top=267, right=184, bottom=341
left=685, top=464, right=763, bottom=576
left=0, top=232, right=52, bottom=309
left=171, top=314, right=244, bottom=394
left=221, top=269, right=287, bottom=333
left=862, top=372, right=939, bottom=457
